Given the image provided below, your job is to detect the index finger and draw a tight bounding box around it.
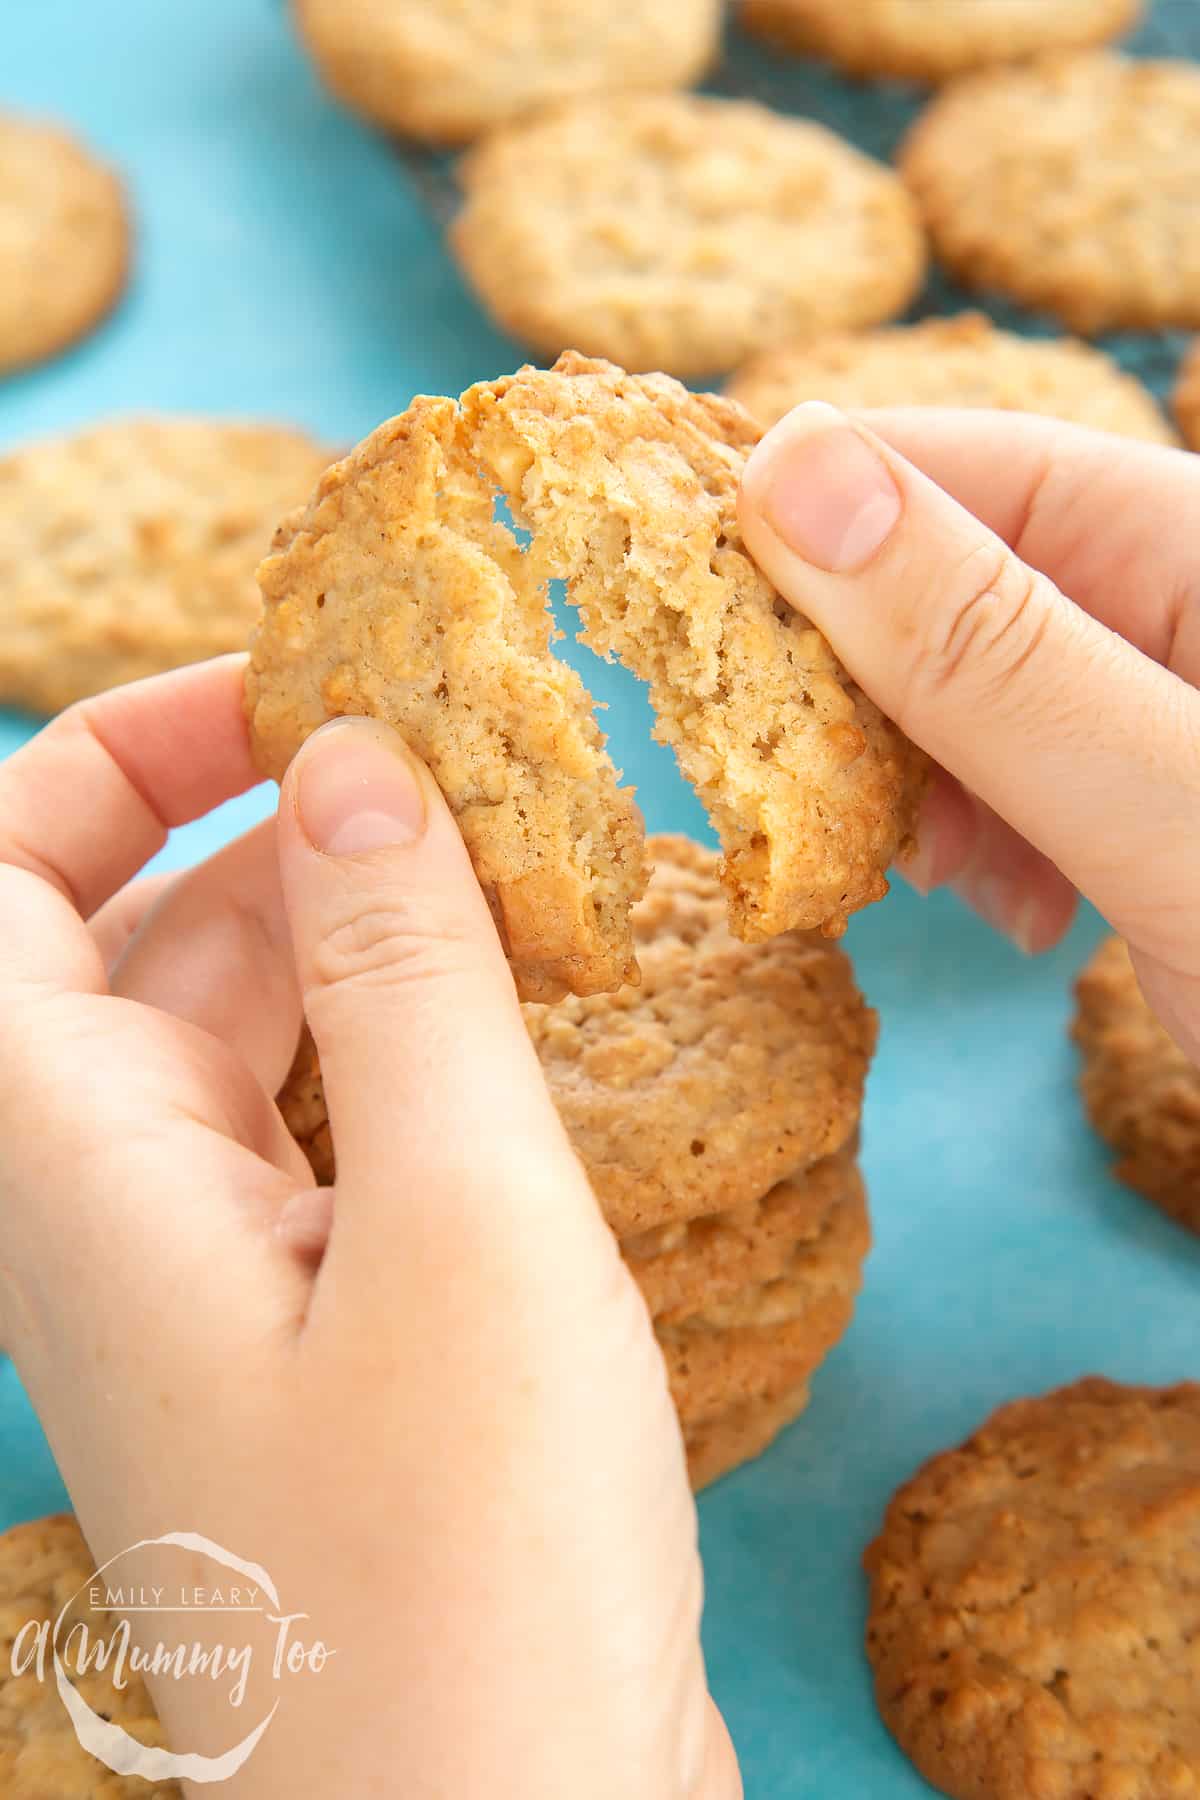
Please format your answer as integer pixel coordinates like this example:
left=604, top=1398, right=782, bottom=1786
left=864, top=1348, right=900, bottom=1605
left=857, top=409, right=1197, bottom=673
left=0, top=654, right=261, bottom=920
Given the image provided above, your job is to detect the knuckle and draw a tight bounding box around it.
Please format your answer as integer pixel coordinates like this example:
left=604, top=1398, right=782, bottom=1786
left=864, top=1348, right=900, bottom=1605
left=307, top=900, right=478, bottom=999
left=905, top=544, right=1052, bottom=719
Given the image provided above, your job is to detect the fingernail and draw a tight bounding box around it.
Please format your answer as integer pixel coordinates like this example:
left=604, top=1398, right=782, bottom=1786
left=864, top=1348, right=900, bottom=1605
left=747, top=403, right=902, bottom=573
left=971, top=876, right=1037, bottom=956
left=295, top=717, right=427, bottom=856
left=900, top=834, right=938, bottom=897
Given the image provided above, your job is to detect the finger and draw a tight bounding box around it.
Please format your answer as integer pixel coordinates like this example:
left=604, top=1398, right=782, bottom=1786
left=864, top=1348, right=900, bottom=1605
left=111, top=820, right=302, bottom=1098
left=856, top=408, right=1200, bottom=673
left=0, top=654, right=259, bottom=925
left=903, top=768, right=1078, bottom=953
left=274, top=717, right=598, bottom=1269
left=89, top=873, right=178, bottom=970
left=738, top=403, right=1200, bottom=968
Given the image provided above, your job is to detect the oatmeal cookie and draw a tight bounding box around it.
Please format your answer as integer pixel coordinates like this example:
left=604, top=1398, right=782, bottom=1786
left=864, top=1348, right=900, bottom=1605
left=742, top=0, right=1141, bottom=84
left=452, top=94, right=926, bottom=377
left=0, top=418, right=334, bottom=715
left=901, top=55, right=1200, bottom=335
left=0, top=113, right=130, bottom=376
left=1073, top=934, right=1200, bottom=1234
left=248, top=358, right=921, bottom=1002
left=727, top=314, right=1175, bottom=443
left=0, top=1514, right=179, bottom=1797
left=292, top=0, right=721, bottom=144
left=864, top=1378, right=1200, bottom=1800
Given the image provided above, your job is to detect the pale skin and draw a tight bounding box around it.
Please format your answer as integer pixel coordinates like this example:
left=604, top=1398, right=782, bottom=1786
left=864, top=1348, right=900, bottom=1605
left=0, top=409, right=1196, bottom=1795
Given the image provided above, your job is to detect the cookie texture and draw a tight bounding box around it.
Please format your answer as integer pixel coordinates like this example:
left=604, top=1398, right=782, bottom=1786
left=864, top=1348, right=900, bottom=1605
left=625, top=1145, right=857, bottom=1322
left=0, top=113, right=130, bottom=376
left=742, top=0, right=1141, bottom=83
left=685, top=1381, right=811, bottom=1491
left=660, top=1171, right=870, bottom=1426
left=278, top=836, right=878, bottom=1237
left=248, top=359, right=922, bottom=990
left=901, top=55, right=1200, bottom=336
left=1072, top=934, right=1200, bottom=1235
left=864, top=1378, right=1200, bottom=1800
left=1174, top=341, right=1200, bottom=452
left=452, top=94, right=926, bottom=377
left=293, top=0, right=721, bottom=145
left=0, top=1514, right=179, bottom=1797
left=0, top=418, right=335, bottom=716
left=727, top=314, right=1176, bottom=443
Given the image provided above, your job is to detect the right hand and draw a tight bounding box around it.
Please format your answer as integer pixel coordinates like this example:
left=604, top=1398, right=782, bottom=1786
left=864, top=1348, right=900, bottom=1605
left=737, top=405, right=1200, bottom=1061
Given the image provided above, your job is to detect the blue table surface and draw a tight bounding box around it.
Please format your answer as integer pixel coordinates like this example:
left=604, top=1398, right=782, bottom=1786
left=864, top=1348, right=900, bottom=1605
left=3, top=5, right=1198, bottom=1795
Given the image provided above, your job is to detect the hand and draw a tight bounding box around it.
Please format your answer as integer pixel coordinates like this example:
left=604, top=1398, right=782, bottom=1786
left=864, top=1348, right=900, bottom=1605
left=0, top=656, right=739, bottom=1799
left=738, top=405, right=1200, bottom=1062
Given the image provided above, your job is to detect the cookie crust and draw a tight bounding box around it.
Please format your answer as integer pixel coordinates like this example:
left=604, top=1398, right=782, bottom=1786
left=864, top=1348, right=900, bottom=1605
left=293, top=0, right=721, bottom=145
left=278, top=836, right=878, bottom=1236
left=901, top=55, right=1200, bottom=336
left=742, top=0, right=1141, bottom=84
left=0, top=418, right=334, bottom=716
left=1072, top=934, right=1200, bottom=1234
left=0, top=113, right=130, bottom=376
left=864, top=1378, right=1200, bottom=1800
left=452, top=94, right=926, bottom=378
left=727, top=313, right=1175, bottom=443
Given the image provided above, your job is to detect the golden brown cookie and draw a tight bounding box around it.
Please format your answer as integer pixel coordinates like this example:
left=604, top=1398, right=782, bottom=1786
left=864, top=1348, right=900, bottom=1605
left=685, top=1380, right=812, bottom=1491
left=292, top=0, right=721, bottom=145
left=901, top=54, right=1200, bottom=336
left=864, top=1378, right=1200, bottom=1800
left=1174, top=341, right=1200, bottom=452
left=1072, top=935, right=1200, bottom=1235
left=659, top=1171, right=870, bottom=1426
left=0, top=418, right=335, bottom=716
left=727, top=314, right=1176, bottom=443
left=452, top=94, right=926, bottom=377
left=0, top=1514, right=180, bottom=1797
left=277, top=836, right=878, bottom=1237
left=0, top=113, right=130, bottom=376
left=248, top=358, right=922, bottom=995
left=742, top=0, right=1141, bottom=84
left=625, top=1144, right=857, bottom=1322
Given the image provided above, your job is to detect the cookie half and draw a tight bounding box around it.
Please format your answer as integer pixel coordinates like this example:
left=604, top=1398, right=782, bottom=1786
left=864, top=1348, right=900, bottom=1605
left=292, top=0, right=721, bottom=145
left=0, top=1514, right=180, bottom=1797
left=0, top=418, right=335, bottom=716
left=452, top=94, right=926, bottom=377
left=1072, top=934, right=1200, bottom=1235
left=277, top=835, right=878, bottom=1235
left=248, top=358, right=922, bottom=998
left=685, top=1380, right=812, bottom=1491
left=1174, top=341, right=1200, bottom=452
left=0, top=113, right=130, bottom=376
left=658, top=1169, right=871, bottom=1427
left=727, top=314, right=1175, bottom=443
left=901, top=54, right=1200, bottom=335
left=864, top=1378, right=1200, bottom=1800
left=741, top=0, right=1141, bottom=84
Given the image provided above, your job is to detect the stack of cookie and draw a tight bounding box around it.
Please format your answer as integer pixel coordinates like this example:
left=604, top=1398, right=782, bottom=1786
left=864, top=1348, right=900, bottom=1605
left=279, top=835, right=878, bottom=1488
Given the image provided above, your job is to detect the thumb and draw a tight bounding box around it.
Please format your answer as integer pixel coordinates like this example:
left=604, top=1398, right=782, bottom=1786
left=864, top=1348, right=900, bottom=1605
left=275, top=717, right=580, bottom=1232
left=737, top=403, right=1200, bottom=967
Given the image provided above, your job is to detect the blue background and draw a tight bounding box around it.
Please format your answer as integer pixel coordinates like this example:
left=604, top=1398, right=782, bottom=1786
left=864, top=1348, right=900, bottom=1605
left=2, top=4, right=1198, bottom=1794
